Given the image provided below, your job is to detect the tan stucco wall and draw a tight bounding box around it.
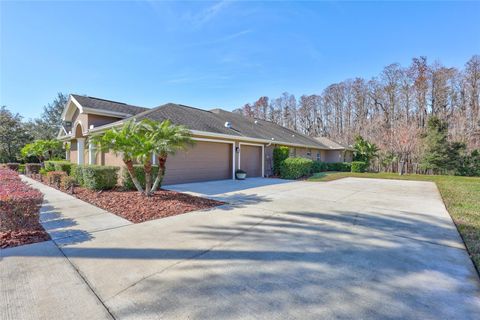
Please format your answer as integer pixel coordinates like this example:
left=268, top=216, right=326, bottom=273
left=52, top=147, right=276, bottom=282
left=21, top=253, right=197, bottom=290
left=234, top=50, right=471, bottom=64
left=324, top=150, right=343, bottom=163
left=70, top=107, right=121, bottom=133
left=88, top=114, right=122, bottom=129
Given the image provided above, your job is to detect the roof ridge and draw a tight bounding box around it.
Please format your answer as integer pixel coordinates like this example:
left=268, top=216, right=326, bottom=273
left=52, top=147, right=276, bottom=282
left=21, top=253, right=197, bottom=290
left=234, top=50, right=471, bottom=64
left=71, top=94, right=148, bottom=109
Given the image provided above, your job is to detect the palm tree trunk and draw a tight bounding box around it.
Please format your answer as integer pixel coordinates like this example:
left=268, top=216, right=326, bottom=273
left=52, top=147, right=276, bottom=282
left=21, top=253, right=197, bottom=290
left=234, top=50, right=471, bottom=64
left=125, top=159, right=144, bottom=193
left=151, top=154, right=167, bottom=192
left=144, top=160, right=153, bottom=196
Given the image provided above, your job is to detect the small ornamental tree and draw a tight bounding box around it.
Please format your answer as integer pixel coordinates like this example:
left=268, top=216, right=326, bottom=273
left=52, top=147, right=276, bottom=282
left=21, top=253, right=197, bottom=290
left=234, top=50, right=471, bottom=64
left=21, top=139, right=62, bottom=163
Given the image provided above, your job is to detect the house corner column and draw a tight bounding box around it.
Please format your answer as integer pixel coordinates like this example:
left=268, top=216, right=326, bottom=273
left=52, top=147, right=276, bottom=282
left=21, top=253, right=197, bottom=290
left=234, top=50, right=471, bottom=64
left=77, top=138, right=85, bottom=165
left=88, top=140, right=96, bottom=165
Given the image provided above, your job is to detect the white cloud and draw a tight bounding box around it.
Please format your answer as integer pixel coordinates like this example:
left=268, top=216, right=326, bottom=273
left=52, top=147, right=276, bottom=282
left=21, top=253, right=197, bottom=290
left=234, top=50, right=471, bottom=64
left=189, top=0, right=231, bottom=28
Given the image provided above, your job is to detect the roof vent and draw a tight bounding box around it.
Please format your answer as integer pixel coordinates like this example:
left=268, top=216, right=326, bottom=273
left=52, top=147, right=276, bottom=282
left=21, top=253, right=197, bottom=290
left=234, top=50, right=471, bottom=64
left=254, top=120, right=258, bottom=124
left=224, top=121, right=232, bottom=128
left=271, top=137, right=275, bottom=140
left=292, top=134, right=295, bottom=137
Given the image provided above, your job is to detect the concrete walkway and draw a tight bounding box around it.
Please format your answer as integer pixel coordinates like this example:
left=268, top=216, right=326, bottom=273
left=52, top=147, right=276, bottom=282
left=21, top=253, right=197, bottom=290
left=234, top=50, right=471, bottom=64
left=1, top=177, right=480, bottom=319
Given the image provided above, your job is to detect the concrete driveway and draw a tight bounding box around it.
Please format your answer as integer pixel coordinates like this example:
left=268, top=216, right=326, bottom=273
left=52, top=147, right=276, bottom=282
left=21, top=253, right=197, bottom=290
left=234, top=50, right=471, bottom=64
left=2, top=177, right=480, bottom=319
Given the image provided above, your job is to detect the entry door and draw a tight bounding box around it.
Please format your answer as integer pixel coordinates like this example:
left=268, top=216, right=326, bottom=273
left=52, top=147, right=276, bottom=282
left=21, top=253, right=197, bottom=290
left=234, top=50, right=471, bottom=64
left=240, top=145, right=262, bottom=177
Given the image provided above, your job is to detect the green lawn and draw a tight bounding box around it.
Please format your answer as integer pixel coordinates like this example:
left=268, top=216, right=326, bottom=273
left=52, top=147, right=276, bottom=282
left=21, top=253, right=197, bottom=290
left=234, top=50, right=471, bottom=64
left=309, top=171, right=480, bottom=272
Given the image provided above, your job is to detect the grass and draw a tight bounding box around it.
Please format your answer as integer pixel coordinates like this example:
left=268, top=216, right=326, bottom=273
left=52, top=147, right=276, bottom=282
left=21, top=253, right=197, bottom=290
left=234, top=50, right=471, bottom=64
left=309, top=171, right=480, bottom=271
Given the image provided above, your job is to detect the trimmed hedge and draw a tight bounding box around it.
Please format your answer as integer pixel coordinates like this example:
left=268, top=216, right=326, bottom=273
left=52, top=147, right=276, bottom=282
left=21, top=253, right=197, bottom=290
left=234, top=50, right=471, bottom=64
left=45, top=161, right=73, bottom=175
left=44, top=161, right=56, bottom=172
left=122, top=165, right=159, bottom=190
left=61, top=175, right=76, bottom=191
left=0, top=168, right=43, bottom=232
left=273, top=146, right=290, bottom=176
left=6, top=163, right=20, bottom=171
left=325, top=162, right=351, bottom=172
left=351, top=161, right=368, bottom=173
left=279, top=157, right=313, bottom=179
left=79, top=165, right=119, bottom=190
left=71, top=164, right=84, bottom=186
left=311, top=161, right=327, bottom=173
left=25, top=163, right=41, bottom=175
left=47, top=171, right=67, bottom=187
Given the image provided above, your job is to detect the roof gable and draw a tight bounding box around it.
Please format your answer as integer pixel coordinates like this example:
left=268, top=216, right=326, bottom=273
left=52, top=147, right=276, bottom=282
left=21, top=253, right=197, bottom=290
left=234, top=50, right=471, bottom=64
left=71, top=94, right=149, bottom=117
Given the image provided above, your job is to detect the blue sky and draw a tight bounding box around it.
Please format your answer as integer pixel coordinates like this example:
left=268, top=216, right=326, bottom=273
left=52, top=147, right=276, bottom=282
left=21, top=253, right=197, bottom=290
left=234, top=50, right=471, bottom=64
left=1, top=1, right=479, bottom=119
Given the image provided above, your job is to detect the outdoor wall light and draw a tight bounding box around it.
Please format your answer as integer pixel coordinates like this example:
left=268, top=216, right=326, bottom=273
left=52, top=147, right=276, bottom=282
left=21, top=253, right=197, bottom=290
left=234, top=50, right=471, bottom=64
left=235, top=147, right=239, bottom=153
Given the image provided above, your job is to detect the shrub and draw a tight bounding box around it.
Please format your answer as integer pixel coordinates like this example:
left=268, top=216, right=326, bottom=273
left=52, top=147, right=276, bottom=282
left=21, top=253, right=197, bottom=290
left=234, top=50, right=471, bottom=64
left=46, top=171, right=67, bottom=187
left=311, top=161, right=327, bottom=173
left=0, top=168, right=43, bottom=232
left=351, top=161, right=368, bottom=173
left=44, top=160, right=73, bottom=175
left=81, top=165, right=119, bottom=190
left=325, top=162, right=351, bottom=172
left=273, top=146, right=290, bottom=176
left=61, top=175, right=76, bottom=191
left=71, top=164, right=84, bottom=186
left=6, top=163, right=20, bottom=171
left=44, top=161, right=56, bottom=172
left=122, top=165, right=159, bottom=190
left=25, top=163, right=41, bottom=175
left=18, top=164, right=25, bottom=174
left=279, top=157, right=313, bottom=179
left=53, top=161, right=73, bottom=175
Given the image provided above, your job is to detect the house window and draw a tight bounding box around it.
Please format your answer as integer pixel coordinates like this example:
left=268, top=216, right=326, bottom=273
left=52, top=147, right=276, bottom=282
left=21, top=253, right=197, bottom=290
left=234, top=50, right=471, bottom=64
left=317, top=152, right=321, bottom=161
left=306, top=149, right=311, bottom=157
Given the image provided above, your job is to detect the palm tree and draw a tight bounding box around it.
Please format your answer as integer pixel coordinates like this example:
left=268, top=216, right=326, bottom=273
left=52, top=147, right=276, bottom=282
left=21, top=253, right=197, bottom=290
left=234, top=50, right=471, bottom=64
left=144, top=120, right=193, bottom=194
left=353, top=135, right=379, bottom=166
left=90, top=120, right=150, bottom=193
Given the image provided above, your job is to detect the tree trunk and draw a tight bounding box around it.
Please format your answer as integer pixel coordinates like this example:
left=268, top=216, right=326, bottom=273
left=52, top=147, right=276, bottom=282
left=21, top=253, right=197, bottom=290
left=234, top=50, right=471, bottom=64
left=125, top=159, right=144, bottom=194
left=144, top=160, right=153, bottom=196
left=151, top=154, right=167, bottom=192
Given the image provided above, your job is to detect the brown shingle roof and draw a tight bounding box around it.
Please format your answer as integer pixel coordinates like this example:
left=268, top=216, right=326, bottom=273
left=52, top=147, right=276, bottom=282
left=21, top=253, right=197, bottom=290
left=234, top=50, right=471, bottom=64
left=71, top=94, right=148, bottom=116
left=129, top=104, right=330, bottom=148
left=77, top=95, right=346, bottom=150
left=315, top=137, right=352, bottom=150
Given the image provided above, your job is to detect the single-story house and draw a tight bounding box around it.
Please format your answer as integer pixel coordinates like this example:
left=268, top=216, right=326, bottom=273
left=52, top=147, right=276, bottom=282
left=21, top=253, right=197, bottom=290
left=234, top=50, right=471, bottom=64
left=58, top=94, right=353, bottom=185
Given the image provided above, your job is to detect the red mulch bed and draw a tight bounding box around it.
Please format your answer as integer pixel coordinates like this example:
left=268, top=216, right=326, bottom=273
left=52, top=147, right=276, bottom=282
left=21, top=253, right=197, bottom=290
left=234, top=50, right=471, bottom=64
left=1, top=225, right=50, bottom=249
left=73, top=188, right=224, bottom=223
left=31, top=176, right=224, bottom=223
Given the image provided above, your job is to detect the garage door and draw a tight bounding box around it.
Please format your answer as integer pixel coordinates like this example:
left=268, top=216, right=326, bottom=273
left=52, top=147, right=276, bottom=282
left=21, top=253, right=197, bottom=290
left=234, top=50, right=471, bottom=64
left=240, top=145, right=262, bottom=177
left=162, top=141, right=232, bottom=185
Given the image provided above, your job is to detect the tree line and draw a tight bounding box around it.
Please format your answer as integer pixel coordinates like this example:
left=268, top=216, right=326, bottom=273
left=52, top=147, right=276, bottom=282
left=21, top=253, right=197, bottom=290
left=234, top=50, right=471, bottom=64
left=0, top=93, right=67, bottom=162
left=234, top=55, right=480, bottom=172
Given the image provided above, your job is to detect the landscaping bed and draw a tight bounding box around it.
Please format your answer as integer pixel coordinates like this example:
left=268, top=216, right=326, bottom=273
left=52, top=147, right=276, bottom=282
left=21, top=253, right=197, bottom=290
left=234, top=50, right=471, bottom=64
left=72, top=187, right=224, bottom=223
left=1, top=228, right=50, bottom=249
left=0, top=168, right=50, bottom=249
left=31, top=175, right=224, bottom=223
